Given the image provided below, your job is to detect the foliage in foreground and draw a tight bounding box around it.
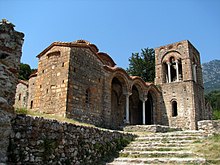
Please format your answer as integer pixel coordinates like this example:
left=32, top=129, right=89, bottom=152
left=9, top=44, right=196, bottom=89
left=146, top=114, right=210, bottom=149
left=193, top=134, right=220, bottom=164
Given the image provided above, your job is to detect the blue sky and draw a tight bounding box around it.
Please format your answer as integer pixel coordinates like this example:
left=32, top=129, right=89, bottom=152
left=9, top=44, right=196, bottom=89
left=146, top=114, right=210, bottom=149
left=0, top=0, right=220, bottom=69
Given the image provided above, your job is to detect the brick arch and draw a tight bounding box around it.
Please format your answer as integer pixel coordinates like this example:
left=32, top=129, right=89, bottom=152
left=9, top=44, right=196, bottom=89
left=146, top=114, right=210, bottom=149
left=130, top=78, right=147, bottom=99
left=161, top=50, right=182, bottom=64
left=146, top=84, right=161, bottom=124
left=109, top=69, right=131, bottom=94
left=129, top=79, right=146, bottom=125
left=161, top=51, right=183, bottom=83
left=109, top=70, right=131, bottom=129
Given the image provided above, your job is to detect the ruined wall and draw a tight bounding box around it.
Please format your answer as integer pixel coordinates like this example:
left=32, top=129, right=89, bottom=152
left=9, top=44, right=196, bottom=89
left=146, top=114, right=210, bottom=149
left=67, top=47, right=105, bottom=126
left=198, top=120, right=220, bottom=134
left=33, top=46, right=70, bottom=116
left=0, top=19, right=24, bottom=164
left=0, top=19, right=24, bottom=111
left=14, top=80, right=28, bottom=109
left=8, top=114, right=134, bottom=164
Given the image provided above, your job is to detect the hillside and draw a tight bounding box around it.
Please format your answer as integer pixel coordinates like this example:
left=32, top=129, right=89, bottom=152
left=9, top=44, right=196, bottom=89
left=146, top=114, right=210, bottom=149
left=202, top=59, right=220, bottom=93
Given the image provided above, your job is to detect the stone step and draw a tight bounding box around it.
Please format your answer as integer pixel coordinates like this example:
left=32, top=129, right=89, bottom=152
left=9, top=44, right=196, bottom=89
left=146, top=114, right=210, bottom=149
left=120, top=150, right=194, bottom=158
left=129, top=142, right=189, bottom=147
left=124, top=146, right=189, bottom=151
left=139, top=132, right=207, bottom=138
left=106, top=131, right=207, bottom=165
left=131, top=139, right=195, bottom=144
left=136, top=136, right=203, bottom=141
left=107, top=157, right=206, bottom=165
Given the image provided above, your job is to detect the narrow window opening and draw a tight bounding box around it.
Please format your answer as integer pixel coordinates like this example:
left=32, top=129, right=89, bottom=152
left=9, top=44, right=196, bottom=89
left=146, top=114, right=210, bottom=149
left=62, top=62, right=65, bottom=67
left=172, top=101, right=178, bottom=117
left=30, top=101, right=33, bottom=109
left=18, top=94, right=21, bottom=101
left=85, top=89, right=90, bottom=106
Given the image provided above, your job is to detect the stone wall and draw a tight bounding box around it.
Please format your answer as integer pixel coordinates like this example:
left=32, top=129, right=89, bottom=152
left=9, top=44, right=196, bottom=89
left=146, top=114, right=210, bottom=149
left=0, top=19, right=24, bottom=112
left=28, top=73, right=37, bottom=109
left=198, top=120, right=220, bottom=134
left=67, top=47, right=105, bottom=126
left=0, top=19, right=24, bottom=164
left=33, top=46, right=70, bottom=116
left=8, top=114, right=134, bottom=165
left=0, top=110, right=13, bottom=163
left=14, top=80, right=28, bottom=109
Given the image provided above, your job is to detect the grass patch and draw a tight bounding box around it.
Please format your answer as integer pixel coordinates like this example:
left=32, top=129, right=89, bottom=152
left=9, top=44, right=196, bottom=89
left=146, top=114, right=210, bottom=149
left=192, top=133, right=220, bottom=164
left=15, top=108, right=28, bottom=114
left=213, top=109, right=220, bottom=120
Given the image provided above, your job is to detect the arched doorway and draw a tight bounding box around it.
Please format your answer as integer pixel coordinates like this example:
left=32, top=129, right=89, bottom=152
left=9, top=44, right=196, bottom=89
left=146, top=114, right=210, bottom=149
left=129, top=86, right=142, bottom=125
left=145, top=92, right=153, bottom=125
left=111, top=77, right=126, bottom=129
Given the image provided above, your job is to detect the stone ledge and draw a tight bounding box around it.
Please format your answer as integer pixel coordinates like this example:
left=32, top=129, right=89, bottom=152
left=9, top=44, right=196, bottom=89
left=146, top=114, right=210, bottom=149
left=123, top=125, right=182, bottom=133
left=198, top=120, right=220, bottom=134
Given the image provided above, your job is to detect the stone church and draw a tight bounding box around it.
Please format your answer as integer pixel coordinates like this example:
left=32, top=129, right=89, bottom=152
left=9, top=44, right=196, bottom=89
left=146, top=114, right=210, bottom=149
left=15, top=39, right=211, bottom=130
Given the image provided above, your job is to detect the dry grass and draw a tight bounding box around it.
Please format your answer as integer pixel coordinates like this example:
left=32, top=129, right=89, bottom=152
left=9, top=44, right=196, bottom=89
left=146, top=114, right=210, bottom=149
left=15, top=108, right=95, bottom=127
left=192, top=134, right=220, bottom=164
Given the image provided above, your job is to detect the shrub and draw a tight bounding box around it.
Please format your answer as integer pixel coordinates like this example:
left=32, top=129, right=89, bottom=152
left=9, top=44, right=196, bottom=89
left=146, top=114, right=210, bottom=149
left=15, top=108, right=28, bottom=114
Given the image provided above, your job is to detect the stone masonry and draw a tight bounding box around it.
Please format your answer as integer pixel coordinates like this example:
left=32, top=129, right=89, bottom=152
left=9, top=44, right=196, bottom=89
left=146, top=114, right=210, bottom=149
left=0, top=19, right=24, bottom=112
left=0, top=19, right=24, bottom=164
left=14, top=39, right=211, bottom=130
left=155, top=40, right=207, bottom=129
left=14, top=80, right=28, bottom=109
left=8, top=114, right=134, bottom=165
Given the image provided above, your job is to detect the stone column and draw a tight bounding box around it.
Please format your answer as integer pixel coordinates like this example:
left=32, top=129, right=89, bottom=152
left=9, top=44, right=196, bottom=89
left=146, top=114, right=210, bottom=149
left=125, top=92, right=132, bottom=124
left=167, top=62, right=171, bottom=83
left=175, top=60, right=179, bottom=82
left=193, top=64, right=197, bottom=82
left=142, top=97, right=148, bottom=125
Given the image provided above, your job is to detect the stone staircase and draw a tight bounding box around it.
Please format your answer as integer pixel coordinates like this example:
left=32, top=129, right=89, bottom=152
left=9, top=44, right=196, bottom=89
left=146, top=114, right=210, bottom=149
left=107, top=130, right=208, bottom=165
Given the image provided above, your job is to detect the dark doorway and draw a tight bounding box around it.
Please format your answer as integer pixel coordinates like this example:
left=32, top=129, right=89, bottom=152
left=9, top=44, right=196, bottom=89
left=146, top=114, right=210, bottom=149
left=145, top=93, right=153, bottom=124
left=130, top=86, right=142, bottom=125
left=111, top=77, right=125, bottom=129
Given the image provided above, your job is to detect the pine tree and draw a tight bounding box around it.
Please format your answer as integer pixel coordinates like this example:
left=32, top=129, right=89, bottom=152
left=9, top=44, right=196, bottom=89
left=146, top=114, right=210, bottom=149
left=126, top=48, right=155, bottom=82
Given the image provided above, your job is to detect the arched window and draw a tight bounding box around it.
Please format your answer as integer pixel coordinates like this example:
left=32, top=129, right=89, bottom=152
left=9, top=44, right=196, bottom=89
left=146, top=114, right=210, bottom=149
left=172, top=101, right=178, bottom=117
left=192, top=57, right=197, bottom=82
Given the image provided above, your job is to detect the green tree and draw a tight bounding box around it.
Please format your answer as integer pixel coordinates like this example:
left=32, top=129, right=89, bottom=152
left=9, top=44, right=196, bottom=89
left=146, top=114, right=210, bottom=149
left=205, top=90, right=220, bottom=119
left=18, top=63, right=32, bottom=80
left=205, top=90, right=220, bottom=110
left=126, top=48, right=155, bottom=82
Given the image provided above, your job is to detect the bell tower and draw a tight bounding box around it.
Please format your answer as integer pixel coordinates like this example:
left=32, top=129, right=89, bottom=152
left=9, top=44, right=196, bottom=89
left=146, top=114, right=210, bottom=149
left=155, top=40, right=206, bottom=130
